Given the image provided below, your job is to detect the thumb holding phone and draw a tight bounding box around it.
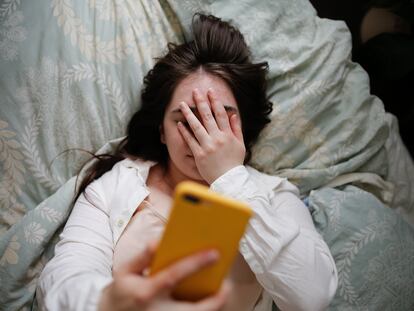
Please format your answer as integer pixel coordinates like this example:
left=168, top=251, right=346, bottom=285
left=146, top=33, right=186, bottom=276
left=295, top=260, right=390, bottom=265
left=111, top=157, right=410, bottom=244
left=98, top=241, right=230, bottom=311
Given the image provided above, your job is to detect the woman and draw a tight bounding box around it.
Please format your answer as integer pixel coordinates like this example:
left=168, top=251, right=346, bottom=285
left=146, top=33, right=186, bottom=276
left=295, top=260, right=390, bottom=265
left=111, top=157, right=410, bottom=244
left=37, top=13, right=338, bottom=311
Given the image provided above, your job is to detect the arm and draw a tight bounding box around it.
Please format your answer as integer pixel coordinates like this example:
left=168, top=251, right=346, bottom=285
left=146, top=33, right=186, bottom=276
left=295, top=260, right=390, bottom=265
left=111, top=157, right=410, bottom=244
left=178, top=88, right=337, bottom=310
left=37, top=175, right=230, bottom=311
left=37, top=181, right=114, bottom=311
left=210, top=166, right=338, bottom=311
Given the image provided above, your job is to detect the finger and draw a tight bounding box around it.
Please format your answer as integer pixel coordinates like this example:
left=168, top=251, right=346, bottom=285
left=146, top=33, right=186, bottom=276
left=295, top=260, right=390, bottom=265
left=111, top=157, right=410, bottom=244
left=177, top=121, right=203, bottom=156
left=147, top=239, right=160, bottom=252
left=229, top=113, right=244, bottom=143
left=117, top=242, right=157, bottom=276
left=179, top=101, right=209, bottom=145
left=141, top=240, right=160, bottom=276
left=193, top=88, right=219, bottom=134
left=149, top=249, right=219, bottom=294
left=208, top=88, right=231, bottom=131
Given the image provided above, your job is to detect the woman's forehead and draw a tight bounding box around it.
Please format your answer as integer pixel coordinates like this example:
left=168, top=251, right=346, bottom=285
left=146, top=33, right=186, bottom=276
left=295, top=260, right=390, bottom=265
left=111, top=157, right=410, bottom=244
left=168, top=72, right=238, bottom=111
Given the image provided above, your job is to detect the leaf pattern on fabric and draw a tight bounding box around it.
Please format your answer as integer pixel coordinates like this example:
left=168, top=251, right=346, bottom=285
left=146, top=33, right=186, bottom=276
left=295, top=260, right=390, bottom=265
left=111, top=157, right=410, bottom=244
left=89, top=0, right=124, bottom=21
left=0, top=120, right=26, bottom=232
left=52, top=0, right=126, bottom=64
left=0, top=0, right=27, bottom=60
left=15, top=57, right=109, bottom=192
left=179, top=0, right=209, bottom=14
left=0, top=235, right=20, bottom=266
left=64, top=63, right=128, bottom=130
left=0, top=0, right=20, bottom=17
left=336, top=224, right=378, bottom=305
left=21, top=113, right=62, bottom=192
left=361, top=241, right=414, bottom=310
left=52, top=0, right=180, bottom=65
left=310, top=185, right=414, bottom=310
left=251, top=100, right=333, bottom=184
left=37, top=201, right=63, bottom=224
left=24, top=222, right=47, bottom=245
left=26, top=256, right=48, bottom=296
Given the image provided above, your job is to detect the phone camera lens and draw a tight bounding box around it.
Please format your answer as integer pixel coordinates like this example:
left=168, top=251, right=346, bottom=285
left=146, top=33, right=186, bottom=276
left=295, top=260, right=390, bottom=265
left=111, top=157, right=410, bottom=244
left=184, top=194, right=200, bottom=204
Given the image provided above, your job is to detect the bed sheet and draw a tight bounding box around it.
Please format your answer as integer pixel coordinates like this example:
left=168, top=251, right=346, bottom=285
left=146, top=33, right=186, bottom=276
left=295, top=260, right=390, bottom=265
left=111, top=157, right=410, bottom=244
left=1, top=0, right=413, bottom=310
left=384, top=114, right=414, bottom=225
left=0, top=0, right=182, bottom=234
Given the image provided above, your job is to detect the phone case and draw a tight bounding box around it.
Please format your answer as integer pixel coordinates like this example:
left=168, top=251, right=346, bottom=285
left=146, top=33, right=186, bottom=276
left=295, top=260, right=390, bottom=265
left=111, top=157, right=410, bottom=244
left=149, top=181, right=253, bottom=301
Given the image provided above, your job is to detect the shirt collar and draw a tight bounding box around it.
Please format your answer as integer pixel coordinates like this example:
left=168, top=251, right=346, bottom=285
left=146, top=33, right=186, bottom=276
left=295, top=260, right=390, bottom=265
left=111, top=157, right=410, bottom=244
left=120, top=157, right=157, bottom=182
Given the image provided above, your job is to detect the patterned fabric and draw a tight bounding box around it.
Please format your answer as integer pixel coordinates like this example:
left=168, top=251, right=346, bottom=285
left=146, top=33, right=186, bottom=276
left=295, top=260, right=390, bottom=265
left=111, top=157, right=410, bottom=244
left=0, top=0, right=182, bottom=309
left=311, top=186, right=414, bottom=311
left=0, top=0, right=413, bottom=310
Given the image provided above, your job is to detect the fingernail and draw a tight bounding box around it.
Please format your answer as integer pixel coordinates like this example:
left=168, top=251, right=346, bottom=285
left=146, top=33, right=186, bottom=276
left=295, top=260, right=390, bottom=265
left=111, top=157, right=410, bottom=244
left=179, top=101, right=186, bottom=109
left=206, top=250, right=220, bottom=261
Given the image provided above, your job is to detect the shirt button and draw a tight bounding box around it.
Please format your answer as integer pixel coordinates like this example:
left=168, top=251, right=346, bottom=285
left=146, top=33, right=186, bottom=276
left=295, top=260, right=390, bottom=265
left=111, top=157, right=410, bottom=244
left=117, top=219, right=124, bottom=227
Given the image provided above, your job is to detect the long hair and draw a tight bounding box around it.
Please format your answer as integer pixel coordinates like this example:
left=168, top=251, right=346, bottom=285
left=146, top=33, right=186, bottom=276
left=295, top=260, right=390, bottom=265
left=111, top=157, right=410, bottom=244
left=75, top=13, right=272, bottom=200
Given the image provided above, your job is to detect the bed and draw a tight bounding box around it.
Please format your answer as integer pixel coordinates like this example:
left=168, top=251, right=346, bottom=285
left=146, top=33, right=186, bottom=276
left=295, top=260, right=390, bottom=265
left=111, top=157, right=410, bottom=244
left=1, top=0, right=413, bottom=310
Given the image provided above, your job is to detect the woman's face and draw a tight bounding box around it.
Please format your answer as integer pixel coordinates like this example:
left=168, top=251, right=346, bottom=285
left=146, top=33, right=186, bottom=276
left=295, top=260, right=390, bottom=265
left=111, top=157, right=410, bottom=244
left=161, top=71, right=239, bottom=183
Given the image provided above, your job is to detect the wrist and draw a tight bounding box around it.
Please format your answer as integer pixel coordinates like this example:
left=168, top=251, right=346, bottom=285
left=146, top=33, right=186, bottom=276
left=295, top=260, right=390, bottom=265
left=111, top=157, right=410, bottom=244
left=208, top=165, right=246, bottom=186
left=97, top=284, right=112, bottom=311
left=206, top=165, right=240, bottom=185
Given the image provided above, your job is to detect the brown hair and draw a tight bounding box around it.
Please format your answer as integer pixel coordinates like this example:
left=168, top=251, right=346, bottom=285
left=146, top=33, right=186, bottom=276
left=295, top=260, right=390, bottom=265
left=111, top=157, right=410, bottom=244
left=75, top=13, right=272, bottom=200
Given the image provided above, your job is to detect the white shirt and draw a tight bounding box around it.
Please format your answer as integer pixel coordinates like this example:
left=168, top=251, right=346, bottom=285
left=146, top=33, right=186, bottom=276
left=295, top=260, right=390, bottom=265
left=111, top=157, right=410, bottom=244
left=37, top=158, right=338, bottom=311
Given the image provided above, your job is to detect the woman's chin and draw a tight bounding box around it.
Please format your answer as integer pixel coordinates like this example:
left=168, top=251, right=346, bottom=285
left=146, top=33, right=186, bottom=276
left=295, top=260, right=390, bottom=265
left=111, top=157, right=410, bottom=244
left=188, top=169, right=204, bottom=183
left=185, top=163, right=207, bottom=184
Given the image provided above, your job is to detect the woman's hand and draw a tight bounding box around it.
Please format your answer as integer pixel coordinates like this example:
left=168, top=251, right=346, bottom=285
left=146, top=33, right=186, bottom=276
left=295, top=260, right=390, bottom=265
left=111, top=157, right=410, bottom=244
left=177, top=88, right=246, bottom=184
left=98, top=242, right=229, bottom=311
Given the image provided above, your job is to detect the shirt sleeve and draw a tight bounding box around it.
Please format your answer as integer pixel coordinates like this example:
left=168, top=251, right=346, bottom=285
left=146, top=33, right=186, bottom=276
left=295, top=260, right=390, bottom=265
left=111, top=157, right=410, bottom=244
left=210, top=166, right=338, bottom=311
left=37, top=180, right=113, bottom=311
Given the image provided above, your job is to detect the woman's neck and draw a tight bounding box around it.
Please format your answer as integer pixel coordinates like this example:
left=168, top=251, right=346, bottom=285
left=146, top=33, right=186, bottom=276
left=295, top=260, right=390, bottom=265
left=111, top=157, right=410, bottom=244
left=163, top=161, right=208, bottom=191
left=164, top=162, right=189, bottom=191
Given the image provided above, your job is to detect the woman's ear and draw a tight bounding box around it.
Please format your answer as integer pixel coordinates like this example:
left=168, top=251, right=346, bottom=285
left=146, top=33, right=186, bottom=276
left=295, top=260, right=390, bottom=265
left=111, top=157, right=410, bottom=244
left=159, top=125, right=165, bottom=144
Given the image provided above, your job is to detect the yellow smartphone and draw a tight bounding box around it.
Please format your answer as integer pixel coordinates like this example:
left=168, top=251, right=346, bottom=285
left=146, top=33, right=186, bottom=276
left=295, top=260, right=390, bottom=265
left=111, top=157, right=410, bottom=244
left=149, top=181, right=253, bottom=301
